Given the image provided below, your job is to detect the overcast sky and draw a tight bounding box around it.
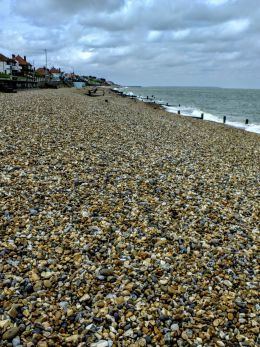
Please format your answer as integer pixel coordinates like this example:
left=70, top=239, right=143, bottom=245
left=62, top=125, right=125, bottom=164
left=0, top=0, right=259, bottom=88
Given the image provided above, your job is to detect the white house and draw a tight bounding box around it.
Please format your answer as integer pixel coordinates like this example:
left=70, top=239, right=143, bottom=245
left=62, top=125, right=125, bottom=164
left=10, top=54, right=23, bottom=75
left=0, top=53, right=22, bottom=75
left=0, top=53, right=12, bottom=74
left=50, top=67, right=63, bottom=80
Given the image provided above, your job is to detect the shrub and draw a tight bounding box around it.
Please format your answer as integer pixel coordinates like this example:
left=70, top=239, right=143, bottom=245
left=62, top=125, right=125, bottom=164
left=0, top=72, right=10, bottom=79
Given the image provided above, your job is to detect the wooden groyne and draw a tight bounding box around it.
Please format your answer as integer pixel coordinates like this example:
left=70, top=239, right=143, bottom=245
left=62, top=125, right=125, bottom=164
left=111, top=89, right=253, bottom=128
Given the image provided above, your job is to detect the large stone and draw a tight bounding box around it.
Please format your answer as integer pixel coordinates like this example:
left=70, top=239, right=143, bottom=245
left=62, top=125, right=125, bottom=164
left=2, top=326, right=20, bottom=340
left=99, top=268, right=114, bottom=276
left=65, top=335, right=80, bottom=343
left=90, top=340, right=113, bottom=347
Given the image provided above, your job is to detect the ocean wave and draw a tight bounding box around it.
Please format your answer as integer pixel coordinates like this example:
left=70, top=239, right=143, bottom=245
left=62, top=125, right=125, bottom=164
left=165, top=105, right=260, bottom=134
left=118, top=87, right=260, bottom=134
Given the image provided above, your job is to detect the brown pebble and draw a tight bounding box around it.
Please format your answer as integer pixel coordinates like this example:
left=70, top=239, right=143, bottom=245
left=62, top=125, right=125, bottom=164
left=2, top=326, right=20, bottom=340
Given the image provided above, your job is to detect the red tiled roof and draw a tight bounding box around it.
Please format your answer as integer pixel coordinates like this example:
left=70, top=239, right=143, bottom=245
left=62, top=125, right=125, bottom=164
left=36, top=67, right=49, bottom=76
left=50, top=67, right=61, bottom=74
left=15, top=55, right=32, bottom=66
left=0, top=53, right=9, bottom=62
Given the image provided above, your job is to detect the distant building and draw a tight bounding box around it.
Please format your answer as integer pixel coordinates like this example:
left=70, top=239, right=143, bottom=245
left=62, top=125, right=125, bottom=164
left=49, top=67, right=63, bottom=80
left=13, top=54, right=33, bottom=76
left=0, top=53, right=11, bottom=74
left=36, top=67, right=49, bottom=78
left=64, top=72, right=77, bottom=81
left=0, top=53, right=21, bottom=75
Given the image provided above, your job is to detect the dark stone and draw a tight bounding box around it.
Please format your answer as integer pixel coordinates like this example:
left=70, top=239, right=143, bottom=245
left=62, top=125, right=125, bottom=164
left=93, top=316, right=103, bottom=323
left=160, top=315, right=170, bottom=322
left=179, top=247, right=187, bottom=254
left=236, top=301, right=247, bottom=308
left=124, top=324, right=131, bottom=331
left=113, top=312, right=120, bottom=322
left=130, top=293, right=138, bottom=300
left=19, top=324, right=26, bottom=332
left=25, top=284, right=34, bottom=293
left=145, top=336, right=152, bottom=344
left=68, top=315, right=76, bottom=322
left=136, top=330, right=142, bottom=337
left=170, top=209, right=178, bottom=218
left=151, top=276, right=158, bottom=283
left=32, top=328, right=43, bottom=334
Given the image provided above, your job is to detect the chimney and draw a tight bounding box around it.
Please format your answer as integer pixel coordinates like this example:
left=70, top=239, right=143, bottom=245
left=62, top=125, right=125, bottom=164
left=24, top=56, right=26, bottom=62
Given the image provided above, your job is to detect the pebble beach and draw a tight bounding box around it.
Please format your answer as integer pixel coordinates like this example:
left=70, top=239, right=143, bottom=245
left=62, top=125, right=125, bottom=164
left=0, top=87, right=259, bottom=347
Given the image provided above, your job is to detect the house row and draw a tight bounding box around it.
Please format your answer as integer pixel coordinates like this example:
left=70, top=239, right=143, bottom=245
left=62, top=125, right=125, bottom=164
left=35, top=67, right=63, bottom=80
left=0, top=53, right=33, bottom=76
left=35, top=68, right=87, bottom=82
left=0, top=53, right=63, bottom=80
left=1, top=52, right=114, bottom=85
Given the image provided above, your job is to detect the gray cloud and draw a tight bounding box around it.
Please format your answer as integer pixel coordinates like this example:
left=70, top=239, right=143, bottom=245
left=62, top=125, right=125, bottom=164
left=15, top=0, right=125, bottom=17
left=0, top=0, right=259, bottom=87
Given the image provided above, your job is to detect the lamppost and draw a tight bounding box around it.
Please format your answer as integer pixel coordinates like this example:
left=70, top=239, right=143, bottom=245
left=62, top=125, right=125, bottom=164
left=44, top=49, right=48, bottom=81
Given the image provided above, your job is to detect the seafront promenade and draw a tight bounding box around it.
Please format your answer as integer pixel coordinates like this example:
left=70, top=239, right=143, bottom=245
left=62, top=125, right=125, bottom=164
left=0, top=88, right=259, bottom=346
left=0, top=79, right=73, bottom=92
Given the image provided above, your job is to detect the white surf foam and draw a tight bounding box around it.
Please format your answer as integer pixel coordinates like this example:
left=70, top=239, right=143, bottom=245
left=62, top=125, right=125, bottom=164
left=118, top=88, right=260, bottom=134
left=165, top=105, right=260, bottom=134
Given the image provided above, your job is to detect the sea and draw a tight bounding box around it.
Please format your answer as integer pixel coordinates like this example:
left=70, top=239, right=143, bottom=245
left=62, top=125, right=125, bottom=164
left=118, top=86, right=260, bottom=134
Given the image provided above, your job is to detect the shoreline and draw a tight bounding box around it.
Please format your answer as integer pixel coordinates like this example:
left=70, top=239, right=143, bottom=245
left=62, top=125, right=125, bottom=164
left=0, top=87, right=259, bottom=346
left=116, top=87, right=260, bottom=135
left=119, top=87, right=260, bottom=137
